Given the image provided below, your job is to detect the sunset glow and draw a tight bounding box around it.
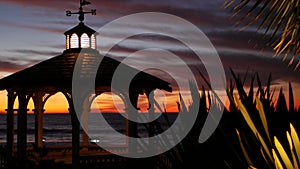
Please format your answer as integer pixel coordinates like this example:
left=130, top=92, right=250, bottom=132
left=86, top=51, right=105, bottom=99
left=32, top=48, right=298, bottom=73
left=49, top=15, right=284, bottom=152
left=1, top=85, right=300, bottom=114
left=1, top=1, right=300, bottom=169
left=0, top=0, right=299, bottom=113
left=0, top=90, right=181, bottom=114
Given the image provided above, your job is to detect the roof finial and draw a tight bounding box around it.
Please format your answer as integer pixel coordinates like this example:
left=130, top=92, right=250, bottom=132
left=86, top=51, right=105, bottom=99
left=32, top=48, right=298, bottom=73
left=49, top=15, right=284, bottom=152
left=66, top=0, right=96, bottom=23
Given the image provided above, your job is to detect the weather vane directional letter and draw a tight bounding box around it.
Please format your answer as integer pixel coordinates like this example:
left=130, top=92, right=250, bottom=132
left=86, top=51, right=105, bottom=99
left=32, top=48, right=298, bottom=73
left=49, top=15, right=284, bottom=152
left=66, top=0, right=96, bottom=22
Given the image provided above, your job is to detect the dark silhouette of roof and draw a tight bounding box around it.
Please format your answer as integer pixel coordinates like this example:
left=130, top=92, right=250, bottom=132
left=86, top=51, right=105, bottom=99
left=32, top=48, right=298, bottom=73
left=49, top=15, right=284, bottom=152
left=0, top=48, right=172, bottom=93
left=64, top=23, right=98, bottom=36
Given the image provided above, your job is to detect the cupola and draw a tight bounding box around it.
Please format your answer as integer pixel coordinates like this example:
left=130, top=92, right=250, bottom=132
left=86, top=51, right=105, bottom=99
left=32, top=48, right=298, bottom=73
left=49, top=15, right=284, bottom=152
left=64, top=0, right=97, bottom=51
left=64, top=22, right=97, bottom=50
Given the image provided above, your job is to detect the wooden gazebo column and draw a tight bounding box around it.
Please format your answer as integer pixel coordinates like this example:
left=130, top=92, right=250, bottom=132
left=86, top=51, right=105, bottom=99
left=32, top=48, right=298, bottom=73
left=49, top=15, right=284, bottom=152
left=17, top=91, right=30, bottom=165
left=126, top=89, right=139, bottom=154
left=6, top=89, right=16, bottom=167
left=80, top=94, right=93, bottom=147
left=146, top=91, right=155, bottom=149
left=69, top=103, right=80, bottom=169
left=81, top=103, right=91, bottom=147
left=63, top=90, right=86, bottom=169
left=33, top=91, right=45, bottom=148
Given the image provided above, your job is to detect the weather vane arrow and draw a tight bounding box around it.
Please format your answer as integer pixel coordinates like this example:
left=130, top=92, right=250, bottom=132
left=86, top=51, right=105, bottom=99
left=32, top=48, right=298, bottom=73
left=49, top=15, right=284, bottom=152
left=81, top=0, right=91, bottom=6
left=66, top=0, right=96, bottom=22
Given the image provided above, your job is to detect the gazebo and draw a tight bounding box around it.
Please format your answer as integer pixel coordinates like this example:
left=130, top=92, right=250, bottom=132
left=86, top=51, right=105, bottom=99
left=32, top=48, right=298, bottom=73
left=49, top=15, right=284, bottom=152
left=0, top=1, right=172, bottom=168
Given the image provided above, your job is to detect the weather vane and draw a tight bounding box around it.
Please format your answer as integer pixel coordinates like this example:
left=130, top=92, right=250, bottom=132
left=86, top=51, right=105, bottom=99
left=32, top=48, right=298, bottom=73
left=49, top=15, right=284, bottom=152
left=66, top=0, right=96, bottom=22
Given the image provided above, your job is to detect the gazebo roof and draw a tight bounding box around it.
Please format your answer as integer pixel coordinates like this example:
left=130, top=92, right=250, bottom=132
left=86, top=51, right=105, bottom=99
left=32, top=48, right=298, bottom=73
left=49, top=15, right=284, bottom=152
left=0, top=48, right=172, bottom=93
left=64, top=22, right=98, bottom=36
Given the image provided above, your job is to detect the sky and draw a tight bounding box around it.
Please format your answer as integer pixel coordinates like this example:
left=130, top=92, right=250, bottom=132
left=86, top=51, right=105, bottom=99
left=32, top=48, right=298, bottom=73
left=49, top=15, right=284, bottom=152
left=0, top=0, right=299, bottom=113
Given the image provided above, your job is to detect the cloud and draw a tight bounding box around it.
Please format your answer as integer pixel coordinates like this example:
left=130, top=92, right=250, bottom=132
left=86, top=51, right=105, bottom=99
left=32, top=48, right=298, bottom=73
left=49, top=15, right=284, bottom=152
left=1, top=0, right=229, bottom=25
left=0, top=19, right=65, bottom=35
left=8, top=49, right=60, bottom=57
left=0, top=0, right=76, bottom=10
left=0, top=49, right=61, bottom=70
left=219, top=51, right=300, bottom=84
left=0, top=60, right=28, bottom=72
left=0, top=0, right=297, bottom=90
left=208, top=29, right=274, bottom=52
left=104, top=36, right=300, bottom=90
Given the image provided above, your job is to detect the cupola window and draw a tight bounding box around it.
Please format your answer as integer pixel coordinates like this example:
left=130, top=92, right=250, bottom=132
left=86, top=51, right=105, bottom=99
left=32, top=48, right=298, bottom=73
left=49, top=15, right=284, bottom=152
left=91, top=34, right=96, bottom=49
left=66, top=35, right=70, bottom=49
left=70, top=33, right=79, bottom=48
left=81, top=33, right=90, bottom=48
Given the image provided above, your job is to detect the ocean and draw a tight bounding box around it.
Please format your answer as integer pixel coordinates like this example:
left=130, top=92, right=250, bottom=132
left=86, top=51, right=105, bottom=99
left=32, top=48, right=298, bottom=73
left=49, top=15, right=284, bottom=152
left=0, top=113, right=178, bottom=146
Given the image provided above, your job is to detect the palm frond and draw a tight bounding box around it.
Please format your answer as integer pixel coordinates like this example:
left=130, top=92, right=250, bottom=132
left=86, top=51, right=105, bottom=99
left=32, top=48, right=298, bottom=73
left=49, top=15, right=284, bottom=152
left=225, top=0, right=300, bottom=69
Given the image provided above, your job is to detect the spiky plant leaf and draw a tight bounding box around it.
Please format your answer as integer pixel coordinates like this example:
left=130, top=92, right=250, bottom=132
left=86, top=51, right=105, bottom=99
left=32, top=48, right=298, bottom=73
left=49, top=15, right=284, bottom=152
left=266, top=74, right=272, bottom=101
left=287, top=131, right=299, bottom=169
left=256, top=97, right=271, bottom=144
left=260, top=147, right=273, bottom=169
left=256, top=73, right=265, bottom=98
left=231, top=69, right=247, bottom=100
left=248, top=75, right=255, bottom=103
left=289, top=82, right=295, bottom=112
left=236, top=128, right=255, bottom=167
left=287, top=131, right=293, bottom=152
left=235, top=95, right=257, bottom=134
left=235, top=96, right=272, bottom=160
left=290, top=124, right=300, bottom=163
left=274, top=136, right=294, bottom=169
left=272, top=149, right=284, bottom=169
